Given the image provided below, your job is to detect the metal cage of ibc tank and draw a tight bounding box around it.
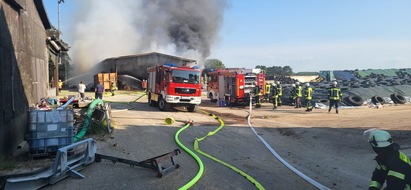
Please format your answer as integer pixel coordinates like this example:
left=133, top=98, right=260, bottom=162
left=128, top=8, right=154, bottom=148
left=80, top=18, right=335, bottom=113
left=28, top=109, right=75, bottom=157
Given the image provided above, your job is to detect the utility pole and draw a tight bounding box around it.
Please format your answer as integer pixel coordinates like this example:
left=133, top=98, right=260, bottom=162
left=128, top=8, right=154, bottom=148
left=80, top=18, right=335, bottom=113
left=55, top=0, right=64, bottom=95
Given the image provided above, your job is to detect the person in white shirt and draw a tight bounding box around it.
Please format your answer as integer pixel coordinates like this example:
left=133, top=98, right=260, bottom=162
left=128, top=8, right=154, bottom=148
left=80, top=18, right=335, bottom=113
left=78, top=81, right=86, bottom=101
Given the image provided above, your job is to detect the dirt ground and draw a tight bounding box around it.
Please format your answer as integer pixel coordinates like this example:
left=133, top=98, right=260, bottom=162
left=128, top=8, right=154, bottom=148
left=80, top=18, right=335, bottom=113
left=2, top=91, right=411, bottom=190
left=95, top=92, right=411, bottom=189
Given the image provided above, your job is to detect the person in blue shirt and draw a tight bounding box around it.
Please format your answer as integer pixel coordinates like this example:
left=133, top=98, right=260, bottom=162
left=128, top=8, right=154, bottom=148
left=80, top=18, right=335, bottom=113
left=95, top=81, right=104, bottom=99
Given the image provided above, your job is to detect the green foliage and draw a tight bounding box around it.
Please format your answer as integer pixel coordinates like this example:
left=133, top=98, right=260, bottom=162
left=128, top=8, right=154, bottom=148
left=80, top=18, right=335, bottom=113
left=255, top=65, right=267, bottom=71
left=0, top=161, right=17, bottom=171
left=265, top=66, right=294, bottom=79
left=203, top=59, right=225, bottom=74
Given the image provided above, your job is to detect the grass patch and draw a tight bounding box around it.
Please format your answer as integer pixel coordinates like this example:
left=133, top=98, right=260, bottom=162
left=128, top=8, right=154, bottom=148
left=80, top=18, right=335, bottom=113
left=0, top=161, right=17, bottom=171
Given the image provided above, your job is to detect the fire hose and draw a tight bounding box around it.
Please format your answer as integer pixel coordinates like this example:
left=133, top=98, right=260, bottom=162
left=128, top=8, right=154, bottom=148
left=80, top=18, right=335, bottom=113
left=195, top=109, right=265, bottom=190
left=174, top=120, right=204, bottom=190
left=174, top=110, right=265, bottom=190
left=245, top=113, right=331, bottom=190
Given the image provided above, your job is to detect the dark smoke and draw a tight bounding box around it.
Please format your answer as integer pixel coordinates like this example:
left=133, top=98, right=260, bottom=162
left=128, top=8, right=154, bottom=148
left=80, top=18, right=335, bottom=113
left=70, top=0, right=227, bottom=72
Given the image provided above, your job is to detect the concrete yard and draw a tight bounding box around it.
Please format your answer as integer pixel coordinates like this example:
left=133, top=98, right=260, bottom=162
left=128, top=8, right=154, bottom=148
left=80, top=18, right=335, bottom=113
left=37, top=92, right=411, bottom=190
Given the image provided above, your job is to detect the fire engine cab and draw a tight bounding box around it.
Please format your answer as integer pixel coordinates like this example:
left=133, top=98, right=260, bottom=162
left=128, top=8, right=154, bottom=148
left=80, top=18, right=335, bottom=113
left=147, top=64, right=202, bottom=112
left=206, top=68, right=265, bottom=106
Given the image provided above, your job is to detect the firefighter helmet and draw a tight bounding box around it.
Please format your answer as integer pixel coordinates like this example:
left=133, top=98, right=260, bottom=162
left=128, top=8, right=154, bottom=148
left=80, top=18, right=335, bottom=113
left=367, top=130, right=393, bottom=148
left=292, top=84, right=296, bottom=87
left=272, top=83, right=277, bottom=87
left=276, top=81, right=280, bottom=84
left=333, top=81, right=338, bottom=85
left=295, top=82, right=300, bottom=86
left=305, top=83, right=310, bottom=87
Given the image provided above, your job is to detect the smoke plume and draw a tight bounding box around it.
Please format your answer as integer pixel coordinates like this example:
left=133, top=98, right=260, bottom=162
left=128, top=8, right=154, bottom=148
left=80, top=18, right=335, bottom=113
left=69, top=0, right=227, bottom=72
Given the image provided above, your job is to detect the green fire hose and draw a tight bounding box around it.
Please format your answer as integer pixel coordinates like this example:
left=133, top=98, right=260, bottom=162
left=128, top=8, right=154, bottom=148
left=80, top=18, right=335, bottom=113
left=74, top=99, right=104, bottom=142
left=174, top=120, right=204, bottom=190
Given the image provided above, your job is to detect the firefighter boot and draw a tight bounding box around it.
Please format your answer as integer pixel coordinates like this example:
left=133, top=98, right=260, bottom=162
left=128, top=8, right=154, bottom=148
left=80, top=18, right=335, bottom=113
left=273, top=106, right=277, bottom=110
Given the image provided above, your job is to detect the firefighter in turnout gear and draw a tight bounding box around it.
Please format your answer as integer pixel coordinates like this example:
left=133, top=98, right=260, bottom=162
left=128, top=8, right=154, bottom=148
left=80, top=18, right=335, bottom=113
left=365, top=129, right=411, bottom=190
left=328, top=81, right=342, bottom=114
left=110, top=81, right=116, bottom=96
left=291, top=84, right=297, bottom=106
left=58, top=79, right=63, bottom=93
left=295, top=82, right=303, bottom=108
left=264, top=82, right=271, bottom=103
left=305, top=83, right=313, bottom=112
left=276, top=81, right=283, bottom=106
left=271, top=83, right=278, bottom=110
left=254, top=82, right=262, bottom=108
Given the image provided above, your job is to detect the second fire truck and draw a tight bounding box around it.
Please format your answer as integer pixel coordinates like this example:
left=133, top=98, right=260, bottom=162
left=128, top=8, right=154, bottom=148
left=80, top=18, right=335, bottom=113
left=206, top=68, right=266, bottom=106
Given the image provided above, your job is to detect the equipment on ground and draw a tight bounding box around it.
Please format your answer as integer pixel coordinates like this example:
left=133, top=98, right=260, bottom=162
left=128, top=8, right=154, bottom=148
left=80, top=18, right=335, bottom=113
left=206, top=68, right=266, bottom=106
left=147, top=64, right=202, bottom=112
left=3, top=138, right=181, bottom=189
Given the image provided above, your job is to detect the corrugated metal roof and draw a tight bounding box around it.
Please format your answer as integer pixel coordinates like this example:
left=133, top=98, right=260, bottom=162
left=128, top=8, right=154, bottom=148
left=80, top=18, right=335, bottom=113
left=104, top=52, right=196, bottom=63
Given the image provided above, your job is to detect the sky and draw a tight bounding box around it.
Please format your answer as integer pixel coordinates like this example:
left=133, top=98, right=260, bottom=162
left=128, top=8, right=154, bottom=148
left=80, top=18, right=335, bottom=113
left=44, top=0, right=411, bottom=72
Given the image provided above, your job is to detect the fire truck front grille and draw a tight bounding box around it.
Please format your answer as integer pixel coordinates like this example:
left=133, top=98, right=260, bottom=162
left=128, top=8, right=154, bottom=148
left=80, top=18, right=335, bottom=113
left=175, top=88, right=196, bottom=94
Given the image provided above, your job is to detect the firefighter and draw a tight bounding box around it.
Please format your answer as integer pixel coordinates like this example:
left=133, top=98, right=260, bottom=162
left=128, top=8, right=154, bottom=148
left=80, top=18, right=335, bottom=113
left=290, top=83, right=296, bottom=106
left=142, top=79, right=147, bottom=91
left=276, top=81, right=283, bottom=106
left=304, top=83, right=313, bottom=112
left=271, top=83, right=278, bottom=110
left=366, top=129, right=411, bottom=190
left=328, top=81, right=342, bottom=114
left=264, top=82, right=271, bottom=103
left=254, top=82, right=262, bottom=108
left=58, top=79, right=63, bottom=93
left=295, top=82, right=302, bottom=108
left=110, top=81, right=116, bottom=96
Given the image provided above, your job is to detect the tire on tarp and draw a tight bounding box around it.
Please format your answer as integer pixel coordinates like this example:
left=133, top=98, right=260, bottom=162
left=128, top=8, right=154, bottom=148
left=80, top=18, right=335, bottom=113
left=390, top=93, right=406, bottom=104
left=346, top=95, right=363, bottom=106
left=371, top=96, right=385, bottom=105
left=318, top=99, right=329, bottom=104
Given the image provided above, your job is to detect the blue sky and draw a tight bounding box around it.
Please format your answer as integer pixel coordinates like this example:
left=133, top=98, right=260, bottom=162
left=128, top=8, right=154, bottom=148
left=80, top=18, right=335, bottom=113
left=44, top=1, right=411, bottom=72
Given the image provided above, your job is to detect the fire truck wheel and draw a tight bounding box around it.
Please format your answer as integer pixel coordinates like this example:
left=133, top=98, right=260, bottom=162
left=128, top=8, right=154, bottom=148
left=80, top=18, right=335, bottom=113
left=187, top=104, right=196, bottom=112
left=158, top=97, right=170, bottom=111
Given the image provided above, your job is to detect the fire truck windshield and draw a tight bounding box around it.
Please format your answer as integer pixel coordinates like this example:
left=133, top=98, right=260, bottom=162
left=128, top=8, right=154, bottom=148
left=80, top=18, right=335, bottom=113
left=171, top=70, right=200, bottom=84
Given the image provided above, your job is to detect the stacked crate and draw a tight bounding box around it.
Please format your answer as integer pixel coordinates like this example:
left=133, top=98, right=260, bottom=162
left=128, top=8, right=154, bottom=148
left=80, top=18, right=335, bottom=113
left=28, top=109, right=74, bottom=157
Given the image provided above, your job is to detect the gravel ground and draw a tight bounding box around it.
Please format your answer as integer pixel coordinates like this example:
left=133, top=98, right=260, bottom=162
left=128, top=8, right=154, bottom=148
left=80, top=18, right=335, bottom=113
left=3, top=91, right=411, bottom=190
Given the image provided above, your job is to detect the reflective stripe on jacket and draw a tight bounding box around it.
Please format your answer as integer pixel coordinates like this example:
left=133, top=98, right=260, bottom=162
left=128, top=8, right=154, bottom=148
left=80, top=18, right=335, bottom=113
left=278, top=84, right=282, bottom=96
left=296, top=86, right=302, bottom=97
left=369, top=150, right=411, bottom=190
left=265, top=84, right=271, bottom=95
left=305, top=87, right=312, bottom=100
left=329, top=87, right=342, bottom=100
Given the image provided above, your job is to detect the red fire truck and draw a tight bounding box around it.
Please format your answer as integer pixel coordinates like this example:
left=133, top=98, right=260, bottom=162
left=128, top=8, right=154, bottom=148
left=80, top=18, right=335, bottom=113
left=147, top=64, right=202, bottom=112
left=206, top=68, right=266, bottom=106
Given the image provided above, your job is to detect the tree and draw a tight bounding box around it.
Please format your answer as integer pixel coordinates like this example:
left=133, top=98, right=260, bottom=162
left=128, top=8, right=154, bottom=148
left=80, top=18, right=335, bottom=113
left=282, top=66, right=293, bottom=76
left=203, top=59, right=225, bottom=75
left=255, top=65, right=267, bottom=71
